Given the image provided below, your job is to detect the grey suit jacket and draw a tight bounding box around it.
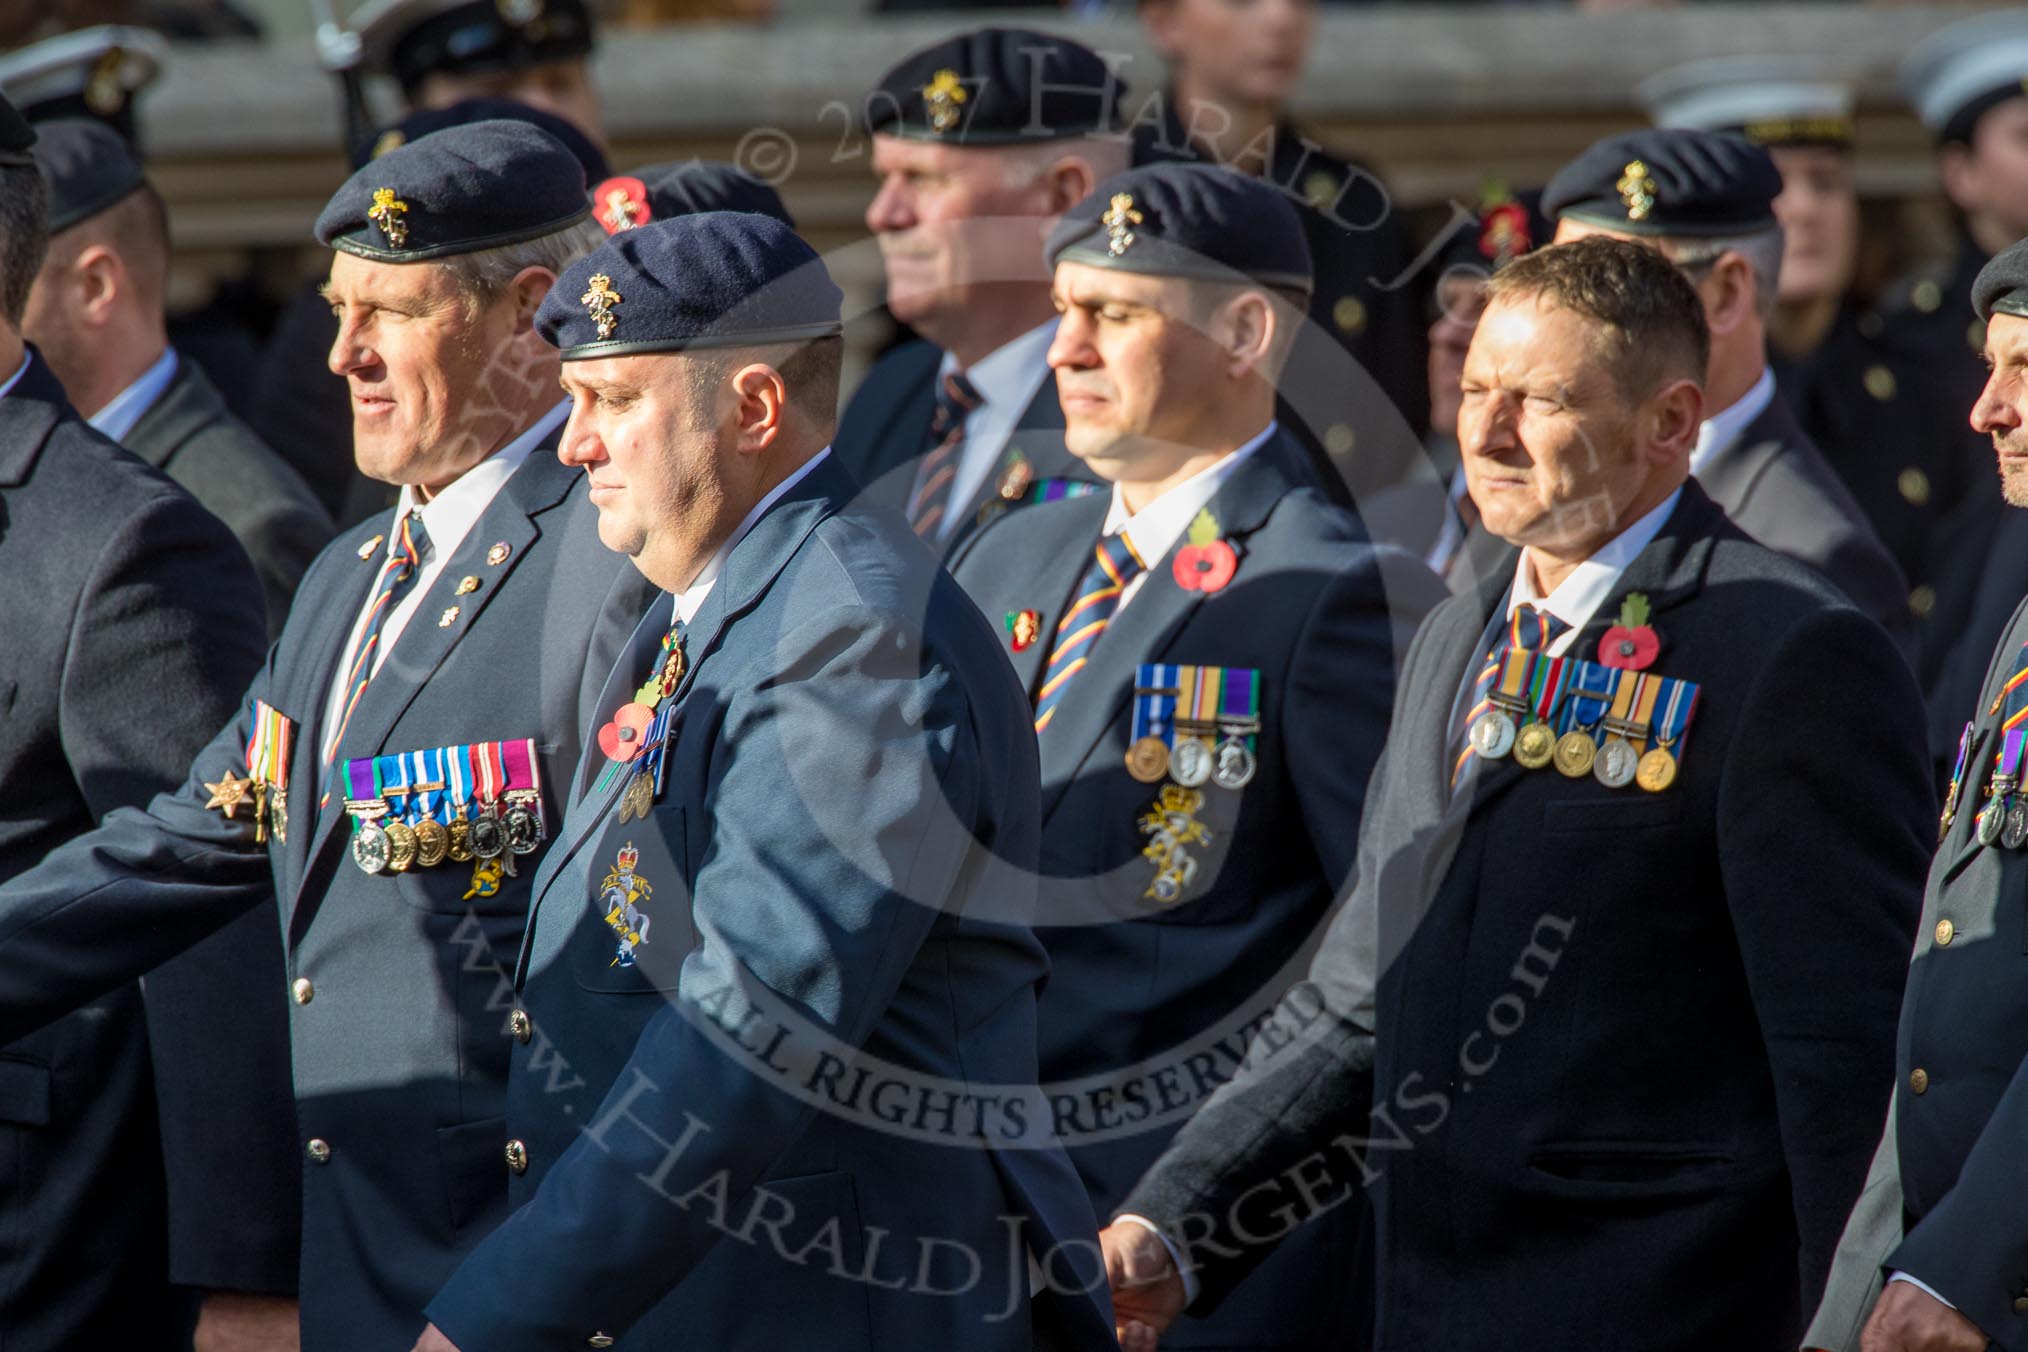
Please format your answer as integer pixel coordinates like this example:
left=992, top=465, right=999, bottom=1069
left=124, top=355, right=334, bottom=639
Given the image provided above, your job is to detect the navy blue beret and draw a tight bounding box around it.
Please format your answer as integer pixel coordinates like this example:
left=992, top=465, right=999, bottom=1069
left=1045, top=162, right=1313, bottom=294
left=349, top=96, right=607, bottom=183
left=31, top=118, right=145, bottom=233
left=0, top=95, right=34, bottom=167
left=1543, top=128, right=1781, bottom=238
left=538, top=213, right=843, bottom=360
left=315, top=118, right=590, bottom=262
left=592, top=162, right=794, bottom=236
left=352, top=0, right=596, bottom=92
left=1973, top=238, right=2028, bottom=323
left=866, top=27, right=1127, bottom=146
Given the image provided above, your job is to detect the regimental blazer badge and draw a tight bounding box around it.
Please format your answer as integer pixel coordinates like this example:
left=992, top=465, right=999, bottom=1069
left=600, top=842, right=653, bottom=968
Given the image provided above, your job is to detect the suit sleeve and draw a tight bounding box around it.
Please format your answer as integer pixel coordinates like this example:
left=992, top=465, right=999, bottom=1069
left=1805, top=1100, right=1902, bottom=1352
left=1716, top=605, right=1931, bottom=1318
left=427, top=607, right=997, bottom=1350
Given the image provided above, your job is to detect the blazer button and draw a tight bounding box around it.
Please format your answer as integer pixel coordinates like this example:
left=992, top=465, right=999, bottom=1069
left=509, top=1010, right=532, bottom=1044
left=305, top=1138, right=332, bottom=1165
left=1935, top=919, right=1955, bottom=947
left=1909, top=1068, right=1930, bottom=1095
left=505, top=1139, right=529, bottom=1175
left=292, top=978, right=315, bottom=1005
left=588, top=1336, right=615, bottom=1349
left=2014, top=1296, right=2028, bottom=1314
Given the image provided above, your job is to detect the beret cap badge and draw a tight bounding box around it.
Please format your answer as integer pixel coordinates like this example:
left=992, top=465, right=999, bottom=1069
left=1617, top=160, right=1657, bottom=222
left=581, top=273, right=623, bottom=339
left=368, top=188, right=410, bottom=249
left=1102, top=193, right=1143, bottom=257
left=600, top=179, right=648, bottom=233
left=497, top=0, right=545, bottom=24
left=923, top=69, right=969, bottom=134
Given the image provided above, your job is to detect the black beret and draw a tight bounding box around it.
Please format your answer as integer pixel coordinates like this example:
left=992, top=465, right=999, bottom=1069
left=0, top=95, right=33, bottom=168
left=1044, top=162, right=1313, bottom=294
left=1972, top=237, right=2028, bottom=324
left=350, top=97, right=607, bottom=183
left=1430, top=184, right=1549, bottom=281
left=538, top=213, right=843, bottom=360
left=865, top=27, right=1127, bottom=146
left=31, top=118, right=146, bottom=233
left=1543, top=128, right=1781, bottom=238
left=351, top=0, right=595, bottom=92
left=592, top=162, right=795, bottom=236
left=315, top=118, right=590, bottom=262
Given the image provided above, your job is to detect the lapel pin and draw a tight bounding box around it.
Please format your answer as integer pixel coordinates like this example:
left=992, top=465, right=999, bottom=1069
left=357, top=534, right=384, bottom=560
left=438, top=606, right=460, bottom=628
left=487, top=541, right=511, bottom=566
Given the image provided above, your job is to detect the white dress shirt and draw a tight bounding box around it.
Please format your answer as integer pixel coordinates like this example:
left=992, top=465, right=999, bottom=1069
left=89, top=347, right=178, bottom=443
left=931, top=321, right=1057, bottom=542
left=320, top=400, right=568, bottom=761
left=0, top=351, right=27, bottom=402
left=668, top=447, right=831, bottom=627
left=1505, top=486, right=1684, bottom=651
left=1100, top=422, right=1278, bottom=612
left=1688, top=366, right=1776, bottom=481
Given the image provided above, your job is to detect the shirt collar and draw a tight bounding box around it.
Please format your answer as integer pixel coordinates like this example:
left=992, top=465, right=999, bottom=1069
left=1689, top=367, right=1776, bottom=478
left=392, top=398, right=567, bottom=563
left=1510, top=485, right=1683, bottom=634
left=937, top=321, right=1057, bottom=407
left=89, top=347, right=179, bottom=443
left=671, top=446, right=832, bottom=627
left=1102, top=421, right=1278, bottom=565
left=0, top=350, right=32, bottom=402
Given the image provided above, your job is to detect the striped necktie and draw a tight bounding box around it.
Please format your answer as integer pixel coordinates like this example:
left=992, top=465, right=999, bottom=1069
left=1450, top=602, right=1568, bottom=789
left=321, top=509, right=430, bottom=800
left=1034, top=532, right=1145, bottom=733
left=906, top=369, right=982, bottom=539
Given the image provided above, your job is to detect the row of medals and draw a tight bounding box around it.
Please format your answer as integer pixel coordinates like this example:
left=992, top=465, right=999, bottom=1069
left=1469, top=693, right=1678, bottom=793
left=1971, top=772, right=2028, bottom=850
left=1125, top=717, right=1260, bottom=791
left=344, top=792, right=544, bottom=875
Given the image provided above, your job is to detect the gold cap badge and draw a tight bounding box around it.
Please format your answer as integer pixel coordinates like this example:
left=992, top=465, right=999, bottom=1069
left=923, top=69, right=968, bottom=135
left=497, top=0, right=544, bottom=23
left=85, top=49, right=125, bottom=116
left=368, top=188, right=410, bottom=249
left=582, top=273, right=623, bottom=340
left=1101, top=193, right=1143, bottom=257
left=1617, top=160, right=1656, bottom=223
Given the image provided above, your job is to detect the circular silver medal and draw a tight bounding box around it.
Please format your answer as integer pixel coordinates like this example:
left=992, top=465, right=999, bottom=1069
left=504, top=804, right=543, bottom=855
left=1593, top=737, right=1639, bottom=789
left=1212, top=736, right=1257, bottom=790
left=1470, top=710, right=1517, bottom=761
left=469, top=809, right=506, bottom=860
left=351, top=820, right=389, bottom=874
left=1170, top=737, right=1214, bottom=788
left=2006, top=799, right=2028, bottom=850
left=1977, top=802, right=2006, bottom=848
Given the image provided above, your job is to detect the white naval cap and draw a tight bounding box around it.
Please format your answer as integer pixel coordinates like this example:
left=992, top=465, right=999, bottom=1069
left=1637, top=56, right=1853, bottom=147
left=1901, top=10, right=2028, bottom=144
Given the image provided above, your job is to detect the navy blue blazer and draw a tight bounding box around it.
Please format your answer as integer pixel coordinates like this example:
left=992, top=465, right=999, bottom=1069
left=0, top=438, right=658, bottom=1352
left=950, top=429, right=1444, bottom=1348
left=424, top=455, right=1116, bottom=1352
left=0, top=355, right=268, bottom=1349
left=1123, top=481, right=1931, bottom=1351
left=832, top=338, right=1101, bottom=558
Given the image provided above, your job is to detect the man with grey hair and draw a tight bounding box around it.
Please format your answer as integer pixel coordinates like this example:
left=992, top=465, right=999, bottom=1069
left=835, top=26, right=1133, bottom=558
left=0, top=118, right=655, bottom=1351
left=1543, top=127, right=1917, bottom=665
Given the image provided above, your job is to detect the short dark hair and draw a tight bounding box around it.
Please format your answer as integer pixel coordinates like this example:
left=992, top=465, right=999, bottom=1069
left=1486, top=234, right=1710, bottom=402
left=0, top=161, right=50, bottom=325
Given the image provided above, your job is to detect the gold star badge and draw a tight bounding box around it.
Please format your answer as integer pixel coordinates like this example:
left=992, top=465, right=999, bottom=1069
left=1102, top=193, right=1144, bottom=257
left=368, top=188, right=410, bottom=249
left=204, top=769, right=253, bottom=820
left=582, top=273, right=623, bottom=339
left=1617, top=160, right=1656, bottom=223
left=923, top=69, right=969, bottom=135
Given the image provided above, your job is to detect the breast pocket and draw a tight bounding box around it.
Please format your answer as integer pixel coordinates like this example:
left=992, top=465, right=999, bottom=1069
left=1540, top=796, right=1686, bottom=836
left=574, top=807, right=691, bottom=994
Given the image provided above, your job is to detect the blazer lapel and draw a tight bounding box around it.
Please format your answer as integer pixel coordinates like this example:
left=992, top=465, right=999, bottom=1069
left=947, top=378, right=1087, bottom=552
left=121, top=361, right=216, bottom=469
left=0, top=356, right=69, bottom=493
left=1692, top=395, right=1793, bottom=517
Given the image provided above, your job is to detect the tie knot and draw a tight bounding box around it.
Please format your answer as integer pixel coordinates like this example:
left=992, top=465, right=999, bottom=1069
left=397, top=509, right=431, bottom=568
left=1096, top=531, right=1144, bottom=585
left=1509, top=603, right=1568, bottom=652
left=934, top=369, right=982, bottom=429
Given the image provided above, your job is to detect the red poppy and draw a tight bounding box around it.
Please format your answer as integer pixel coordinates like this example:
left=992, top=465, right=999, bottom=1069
left=598, top=702, right=655, bottom=762
left=1599, top=625, right=1660, bottom=671
left=1173, top=540, right=1238, bottom=594
left=1479, top=201, right=1533, bottom=266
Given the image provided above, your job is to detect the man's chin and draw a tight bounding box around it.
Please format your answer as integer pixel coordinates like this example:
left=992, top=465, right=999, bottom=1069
left=2001, top=462, right=2028, bottom=509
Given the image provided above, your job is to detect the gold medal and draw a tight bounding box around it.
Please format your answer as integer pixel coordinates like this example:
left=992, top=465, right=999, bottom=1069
left=1553, top=730, right=1596, bottom=779
left=203, top=768, right=254, bottom=820
left=1514, top=722, right=1556, bottom=770
left=253, top=782, right=270, bottom=843
left=1636, top=747, right=1678, bottom=793
left=1124, top=736, right=1170, bottom=784
left=446, top=809, right=475, bottom=863
left=620, top=772, right=656, bottom=823
left=269, top=784, right=289, bottom=845
left=414, top=818, right=450, bottom=868
left=998, top=456, right=1034, bottom=501
left=383, top=820, right=419, bottom=872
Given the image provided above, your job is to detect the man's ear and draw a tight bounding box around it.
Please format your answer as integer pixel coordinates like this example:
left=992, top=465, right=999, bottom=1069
left=730, top=362, right=788, bottom=454
left=1644, top=376, right=1705, bottom=466
left=1216, top=291, right=1277, bottom=381
left=73, top=244, right=123, bottom=326
left=507, top=266, right=557, bottom=333
left=1043, top=154, right=1099, bottom=217
left=1700, top=252, right=1758, bottom=338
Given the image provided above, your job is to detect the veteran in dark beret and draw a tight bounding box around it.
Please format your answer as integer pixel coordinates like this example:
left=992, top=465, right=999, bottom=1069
left=413, top=210, right=1114, bottom=1352
left=0, top=94, right=272, bottom=1352
left=0, top=117, right=657, bottom=1351
left=834, top=26, right=1132, bottom=558
left=950, top=160, right=1443, bottom=1352
left=343, top=0, right=601, bottom=145
left=1810, top=235, right=2028, bottom=1352
left=1099, top=232, right=1932, bottom=1352
left=1541, top=126, right=1917, bottom=666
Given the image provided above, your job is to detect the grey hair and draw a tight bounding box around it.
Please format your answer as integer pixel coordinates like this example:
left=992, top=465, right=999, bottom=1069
left=1667, top=224, right=1784, bottom=321
left=438, top=215, right=607, bottom=310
